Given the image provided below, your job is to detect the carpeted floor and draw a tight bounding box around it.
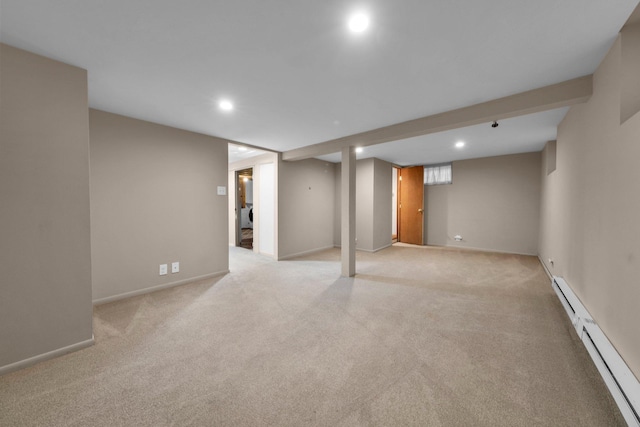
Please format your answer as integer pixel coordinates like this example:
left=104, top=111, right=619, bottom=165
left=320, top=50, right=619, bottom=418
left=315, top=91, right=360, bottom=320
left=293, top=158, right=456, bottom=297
left=0, top=245, right=624, bottom=426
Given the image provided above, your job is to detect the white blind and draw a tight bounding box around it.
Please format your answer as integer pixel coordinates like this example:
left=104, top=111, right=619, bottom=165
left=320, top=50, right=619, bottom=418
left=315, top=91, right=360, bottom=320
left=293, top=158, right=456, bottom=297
left=424, top=164, right=452, bottom=185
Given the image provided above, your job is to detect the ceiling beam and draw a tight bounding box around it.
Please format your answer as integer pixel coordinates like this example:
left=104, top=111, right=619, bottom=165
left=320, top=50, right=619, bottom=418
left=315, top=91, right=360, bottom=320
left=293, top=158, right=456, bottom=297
left=282, top=75, right=592, bottom=161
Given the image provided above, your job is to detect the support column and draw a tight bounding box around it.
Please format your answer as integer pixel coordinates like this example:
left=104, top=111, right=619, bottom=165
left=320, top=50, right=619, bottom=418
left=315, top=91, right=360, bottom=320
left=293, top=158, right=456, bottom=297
left=341, top=146, right=356, bottom=277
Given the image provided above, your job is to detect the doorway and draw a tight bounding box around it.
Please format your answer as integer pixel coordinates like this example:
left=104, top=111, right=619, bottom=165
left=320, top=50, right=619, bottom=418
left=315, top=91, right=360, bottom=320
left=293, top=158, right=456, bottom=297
left=236, top=168, right=254, bottom=250
left=397, top=166, right=424, bottom=245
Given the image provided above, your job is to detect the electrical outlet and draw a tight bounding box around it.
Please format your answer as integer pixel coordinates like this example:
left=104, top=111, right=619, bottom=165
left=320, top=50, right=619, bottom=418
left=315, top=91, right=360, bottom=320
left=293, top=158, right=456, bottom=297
left=159, top=264, right=168, bottom=275
left=171, top=262, right=179, bottom=273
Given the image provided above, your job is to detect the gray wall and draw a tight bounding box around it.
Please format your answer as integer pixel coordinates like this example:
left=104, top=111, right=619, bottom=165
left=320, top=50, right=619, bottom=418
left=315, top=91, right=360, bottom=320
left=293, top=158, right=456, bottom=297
left=335, top=158, right=393, bottom=252
left=426, top=152, right=541, bottom=255
left=356, top=159, right=375, bottom=250
left=539, top=29, right=640, bottom=379
left=278, top=158, right=335, bottom=259
left=0, top=44, right=94, bottom=369
left=372, top=159, right=393, bottom=251
left=90, top=110, right=229, bottom=303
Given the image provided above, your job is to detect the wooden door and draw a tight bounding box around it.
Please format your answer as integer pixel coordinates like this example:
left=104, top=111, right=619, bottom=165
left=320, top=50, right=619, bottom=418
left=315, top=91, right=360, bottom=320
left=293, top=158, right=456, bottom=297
left=398, top=166, right=424, bottom=245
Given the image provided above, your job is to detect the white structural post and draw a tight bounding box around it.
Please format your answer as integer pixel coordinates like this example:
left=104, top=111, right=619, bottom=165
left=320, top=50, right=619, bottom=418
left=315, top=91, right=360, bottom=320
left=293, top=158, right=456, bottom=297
left=341, top=146, right=356, bottom=277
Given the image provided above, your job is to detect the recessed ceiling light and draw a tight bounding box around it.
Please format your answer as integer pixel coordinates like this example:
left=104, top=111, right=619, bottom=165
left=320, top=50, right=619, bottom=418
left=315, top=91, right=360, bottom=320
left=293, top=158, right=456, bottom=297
left=219, top=99, right=234, bottom=111
left=355, top=147, right=364, bottom=153
left=348, top=13, right=369, bottom=33
left=238, top=146, right=248, bottom=152
left=455, top=141, right=465, bottom=148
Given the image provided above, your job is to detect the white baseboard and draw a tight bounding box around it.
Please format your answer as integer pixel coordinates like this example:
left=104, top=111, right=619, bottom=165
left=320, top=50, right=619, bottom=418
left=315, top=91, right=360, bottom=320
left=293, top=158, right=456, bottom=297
left=278, top=245, right=335, bottom=261
left=332, top=244, right=392, bottom=253
left=552, top=276, right=640, bottom=426
left=372, top=243, right=392, bottom=253
left=445, top=243, right=537, bottom=257
left=0, top=336, right=95, bottom=376
left=537, top=255, right=553, bottom=280
left=356, top=243, right=394, bottom=253
left=92, top=270, right=229, bottom=305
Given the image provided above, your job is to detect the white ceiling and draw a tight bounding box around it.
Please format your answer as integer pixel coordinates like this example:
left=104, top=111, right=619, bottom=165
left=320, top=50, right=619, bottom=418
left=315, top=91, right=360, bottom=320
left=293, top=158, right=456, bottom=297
left=2, top=1, right=638, bottom=164
left=229, top=143, right=268, bottom=164
left=317, top=107, right=570, bottom=165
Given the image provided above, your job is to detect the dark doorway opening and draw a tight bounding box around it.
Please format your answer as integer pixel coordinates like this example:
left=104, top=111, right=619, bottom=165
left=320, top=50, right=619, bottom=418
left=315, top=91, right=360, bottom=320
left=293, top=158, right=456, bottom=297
left=236, top=168, right=254, bottom=250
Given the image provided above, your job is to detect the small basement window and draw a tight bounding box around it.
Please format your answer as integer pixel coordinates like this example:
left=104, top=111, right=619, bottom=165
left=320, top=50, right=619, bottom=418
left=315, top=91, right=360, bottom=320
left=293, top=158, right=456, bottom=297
left=424, top=163, right=452, bottom=185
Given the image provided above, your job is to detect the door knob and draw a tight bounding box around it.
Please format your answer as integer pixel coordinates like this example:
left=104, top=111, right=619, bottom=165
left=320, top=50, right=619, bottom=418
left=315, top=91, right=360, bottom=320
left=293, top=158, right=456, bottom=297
left=418, top=208, right=423, bottom=213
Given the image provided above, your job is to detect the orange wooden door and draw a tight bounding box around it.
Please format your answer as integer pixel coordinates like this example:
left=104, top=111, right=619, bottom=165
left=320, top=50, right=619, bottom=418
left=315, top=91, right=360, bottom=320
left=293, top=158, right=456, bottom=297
left=398, top=166, right=424, bottom=245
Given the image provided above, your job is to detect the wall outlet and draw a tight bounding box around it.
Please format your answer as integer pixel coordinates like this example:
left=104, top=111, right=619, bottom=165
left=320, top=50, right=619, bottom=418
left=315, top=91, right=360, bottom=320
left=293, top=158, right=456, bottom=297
left=159, top=264, right=168, bottom=275
left=171, top=262, right=180, bottom=273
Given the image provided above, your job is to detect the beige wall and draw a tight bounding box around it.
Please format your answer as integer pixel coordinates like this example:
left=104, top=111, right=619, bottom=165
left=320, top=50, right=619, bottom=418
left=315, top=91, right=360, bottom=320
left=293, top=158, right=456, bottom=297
left=539, top=30, right=640, bottom=379
left=355, top=159, right=375, bottom=250
left=0, top=44, right=93, bottom=370
left=621, top=22, right=640, bottom=123
left=426, top=152, right=541, bottom=255
left=372, top=159, right=393, bottom=251
left=278, top=158, right=335, bottom=259
left=334, top=158, right=393, bottom=252
left=90, top=110, right=229, bottom=303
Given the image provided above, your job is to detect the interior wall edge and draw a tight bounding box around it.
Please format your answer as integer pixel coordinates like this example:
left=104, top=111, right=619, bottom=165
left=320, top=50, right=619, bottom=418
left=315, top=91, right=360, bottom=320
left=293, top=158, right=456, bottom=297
left=537, top=255, right=554, bottom=281
left=277, top=245, right=335, bottom=261
left=92, top=270, right=229, bottom=306
left=0, top=336, right=95, bottom=376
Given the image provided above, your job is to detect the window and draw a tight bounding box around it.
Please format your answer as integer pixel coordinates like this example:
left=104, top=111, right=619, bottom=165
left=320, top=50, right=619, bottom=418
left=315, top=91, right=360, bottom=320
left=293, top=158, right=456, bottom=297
left=424, top=163, right=452, bottom=185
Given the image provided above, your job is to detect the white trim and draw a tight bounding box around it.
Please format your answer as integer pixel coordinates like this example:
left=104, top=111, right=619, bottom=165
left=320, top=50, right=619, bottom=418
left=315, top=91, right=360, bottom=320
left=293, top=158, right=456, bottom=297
left=552, top=277, right=592, bottom=337
left=552, top=276, right=640, bottom=426
left=354, top=243, right=394, bottom=253
left=445, top=243, right=537, bottom=257
left=0, top=336, right=94, bottom=376
left=332, top=244, right=393, bottom=253
left=372, top=243, right=393, bottom=253
left=277, top=245, right=335, bottom=261
left=402, top=243, right=537, bottom=257
left=537, top=256, right=553, bottom=280
left=92, top=270, right=229, bottom=305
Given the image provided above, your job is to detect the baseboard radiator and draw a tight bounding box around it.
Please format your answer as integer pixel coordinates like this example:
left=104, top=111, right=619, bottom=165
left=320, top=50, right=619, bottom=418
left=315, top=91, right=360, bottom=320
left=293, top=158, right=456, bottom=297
left=552, top=276, right=640, bottom=426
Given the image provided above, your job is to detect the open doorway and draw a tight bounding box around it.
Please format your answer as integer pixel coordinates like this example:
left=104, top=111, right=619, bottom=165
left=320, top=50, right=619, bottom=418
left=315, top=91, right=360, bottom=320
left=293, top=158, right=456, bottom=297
left=392, top=166, right=398, bottom=243
left=397, top=166, right=424, bottom=245
left=236, top=168, right=253, bottom=250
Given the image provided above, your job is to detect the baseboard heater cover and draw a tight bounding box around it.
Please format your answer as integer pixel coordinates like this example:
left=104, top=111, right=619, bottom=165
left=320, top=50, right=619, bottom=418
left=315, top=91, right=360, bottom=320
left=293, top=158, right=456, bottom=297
left=552, top=276, right=640, bottom=426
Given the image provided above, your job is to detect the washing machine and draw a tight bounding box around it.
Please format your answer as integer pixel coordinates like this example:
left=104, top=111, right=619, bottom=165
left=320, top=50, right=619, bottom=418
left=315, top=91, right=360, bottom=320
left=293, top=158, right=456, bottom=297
left=241, top=206, right=253, bottom=229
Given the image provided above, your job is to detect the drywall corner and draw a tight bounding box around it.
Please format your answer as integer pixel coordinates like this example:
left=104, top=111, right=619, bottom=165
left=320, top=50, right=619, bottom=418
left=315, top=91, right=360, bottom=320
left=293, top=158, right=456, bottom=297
left=0, top=43, right=93, bottom=369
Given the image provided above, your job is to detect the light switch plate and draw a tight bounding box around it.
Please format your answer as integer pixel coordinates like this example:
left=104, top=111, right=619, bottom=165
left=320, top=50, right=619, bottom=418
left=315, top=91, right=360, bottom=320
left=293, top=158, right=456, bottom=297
left=171, top=262, right=179, bottom=273
left=217, top=186, right=226, bottom=196
left=159, top=264, right=168, bottom=275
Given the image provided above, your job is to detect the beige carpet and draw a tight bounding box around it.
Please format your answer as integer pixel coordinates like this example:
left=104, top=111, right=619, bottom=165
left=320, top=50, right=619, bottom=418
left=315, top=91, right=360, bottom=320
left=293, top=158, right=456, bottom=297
left=0, top=245, right=624, bottom=426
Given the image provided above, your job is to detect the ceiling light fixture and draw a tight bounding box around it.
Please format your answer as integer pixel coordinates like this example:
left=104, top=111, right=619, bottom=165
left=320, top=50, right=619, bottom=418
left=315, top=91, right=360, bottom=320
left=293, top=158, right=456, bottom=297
left=455, top=141, right=465, bottom=148
left=219, top=99, right=234, bottom=111
left=238, top=146, right=248, bottom=152
left=355, top=147, right=364, bottom=153
left=348, top=13, right=369, bottom=33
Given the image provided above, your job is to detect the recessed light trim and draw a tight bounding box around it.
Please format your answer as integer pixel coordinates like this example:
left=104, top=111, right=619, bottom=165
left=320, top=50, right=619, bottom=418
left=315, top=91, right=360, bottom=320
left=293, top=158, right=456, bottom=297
left=348, top=13, right=369, bottom=33
left=355, top=147, right=364, bottom=153
left=219, top=99, right=234, bottom=111
left=455, top=141, right=465, bottom=148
